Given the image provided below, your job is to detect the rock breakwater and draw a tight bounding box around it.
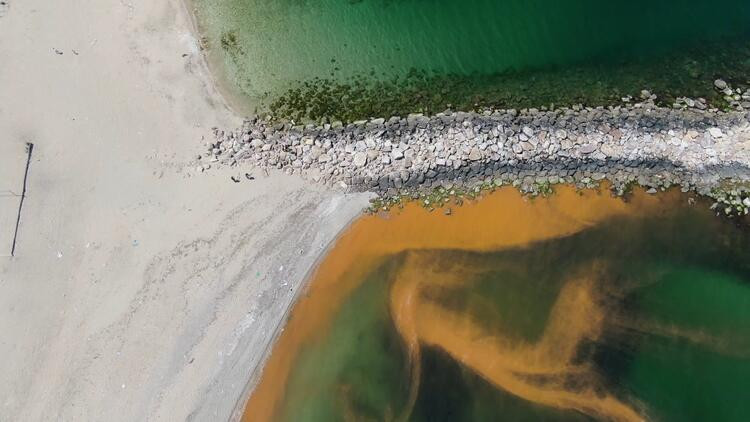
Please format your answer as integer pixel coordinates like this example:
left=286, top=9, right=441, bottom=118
left=202, top=94, right=750, bottom=215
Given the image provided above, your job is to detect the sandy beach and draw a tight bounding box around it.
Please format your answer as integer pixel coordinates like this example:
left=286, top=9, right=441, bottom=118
left=3, top=0, right=750, bottom=420
left=0, top=1, right=369, bottom=420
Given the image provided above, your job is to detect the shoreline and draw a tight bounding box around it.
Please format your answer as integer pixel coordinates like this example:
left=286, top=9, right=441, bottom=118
left=180, top=0, right=254, bottom=117
left=226, top=206, right=372, bottom=421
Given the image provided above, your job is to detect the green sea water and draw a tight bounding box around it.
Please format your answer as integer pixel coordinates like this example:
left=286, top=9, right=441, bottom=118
left=274, top=205, right=750, bottom=421
left=192, top=0, right=750, bottom=120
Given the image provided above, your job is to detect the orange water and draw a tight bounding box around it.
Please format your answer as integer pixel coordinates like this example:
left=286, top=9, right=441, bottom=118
left=241, top=186, right=677, bottom=421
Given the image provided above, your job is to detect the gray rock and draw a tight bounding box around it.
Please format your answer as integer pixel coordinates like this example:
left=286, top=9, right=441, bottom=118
left=213, top=101, right=750, bottom=198
left=468, top=147, right=482, bottom=161
left=579, top=144, right=598, bottom=154
left=353, top=152, right=368, bottom=167
left=592, top=152, right=607, bottom=161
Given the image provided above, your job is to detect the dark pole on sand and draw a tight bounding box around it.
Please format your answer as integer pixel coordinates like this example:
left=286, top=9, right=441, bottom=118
left=10, top=142, right=33, bottom=257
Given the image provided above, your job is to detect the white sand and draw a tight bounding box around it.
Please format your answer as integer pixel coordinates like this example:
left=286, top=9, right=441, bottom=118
left=0, top=0, right=370, bottom=420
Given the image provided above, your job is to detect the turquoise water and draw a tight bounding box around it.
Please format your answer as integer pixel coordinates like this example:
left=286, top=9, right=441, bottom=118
left=193, top=0, right=750, bottom=120
left=275, top=206, right=750, bottom=421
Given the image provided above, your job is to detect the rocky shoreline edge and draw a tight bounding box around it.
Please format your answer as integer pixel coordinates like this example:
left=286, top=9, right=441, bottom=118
left=200, top=89, right=750, bottom=217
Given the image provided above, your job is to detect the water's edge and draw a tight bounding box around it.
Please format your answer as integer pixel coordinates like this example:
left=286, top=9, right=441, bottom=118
left=226, top=204, right=374, bottom=422
left=181, top=0, right=253, bottom=117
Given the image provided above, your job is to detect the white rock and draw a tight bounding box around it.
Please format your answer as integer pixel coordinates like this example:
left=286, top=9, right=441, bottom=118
left=468, top=147, right=482, bottom=161
left=353, top=152, right=368, bottom=167
left=579, top=144, right=598, bottom=154
left=708, top=127, right=723, bottom=138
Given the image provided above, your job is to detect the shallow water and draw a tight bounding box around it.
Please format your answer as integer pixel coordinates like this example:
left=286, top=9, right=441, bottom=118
left=242, top=187, right=750, bottom=421
left=193, top=0, right=750, bottom=119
